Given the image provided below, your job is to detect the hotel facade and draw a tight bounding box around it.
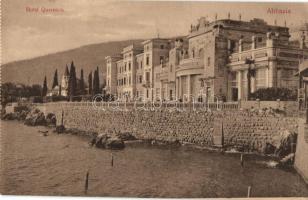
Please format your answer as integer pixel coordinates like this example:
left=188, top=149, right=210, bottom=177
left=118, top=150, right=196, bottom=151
left=105, top=17, right=308, bottom=102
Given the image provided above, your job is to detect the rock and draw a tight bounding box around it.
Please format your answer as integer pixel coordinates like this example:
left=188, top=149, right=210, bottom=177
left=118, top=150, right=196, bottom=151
left=18, top=110, right=29, bottom=121
left=46, top=113, right=56, bottom=126
left=262, top=142, right=276, bottom=154
left=90, top=133, right=125, bottom=149
left=280, top=153, right=295, bottom=164
left=55, top=125, right=66, bottom=134
left=24, top=109, right=46, bottom=126
left=2, top=113, right=17, bottom=120
left=274, top=130, right=297, bottom=158
left=94, top=133, right=110, bottom=148
left=116, top=132, right=136, bottom=141
left=106, top=137, right=125, bottom=149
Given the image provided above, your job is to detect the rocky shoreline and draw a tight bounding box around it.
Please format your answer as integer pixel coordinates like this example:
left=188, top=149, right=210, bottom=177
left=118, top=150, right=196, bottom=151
left=1, top=105, right=297, bottom=167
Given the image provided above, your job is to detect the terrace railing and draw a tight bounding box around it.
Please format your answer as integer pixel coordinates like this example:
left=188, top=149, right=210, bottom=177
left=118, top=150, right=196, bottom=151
left=24, top=101, right=239, bottom=112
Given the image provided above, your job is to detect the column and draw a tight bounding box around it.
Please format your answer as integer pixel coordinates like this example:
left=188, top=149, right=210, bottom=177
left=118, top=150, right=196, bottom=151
left=268, top=60, right=277, bottom=87
left=237, top=71, right=242, bottom=100
left=252, top=35, right=256, bottom=50
left=187, top=75, right=191, bottom=101
left=176, top=78, right=179, bottom=100
left=160, top=81, right=163, bottom=100
left=251, top=76, right=256, bottom=93
left=266, top=67, right=269, bottom=87
left=179, top=76, right=182, bottom=100
left=239, top=39, right=243, bottom=53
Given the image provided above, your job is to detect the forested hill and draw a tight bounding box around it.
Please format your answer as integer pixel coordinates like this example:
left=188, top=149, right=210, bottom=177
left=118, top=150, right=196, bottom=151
left=2, top=39, right=143, bottom=86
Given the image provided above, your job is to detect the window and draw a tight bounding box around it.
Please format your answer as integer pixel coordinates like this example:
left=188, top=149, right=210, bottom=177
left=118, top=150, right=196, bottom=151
left=146, top=89, right=149, bottom=98
left=146, top=55, right=150, bottom=65
left=207, top=57, right=211, bottom=66
left=146, top=72, right=150, bottom=82
left=160, top=44, right=164, bottom=49
left=258, top=37, right=263, bottom=42
left=128, top=62, right=131, bottom=71
left=192, top=49, right=195, bottom=58
left=124, top=63, right=127, bottom=71
left=140, top=61, right=143, bottom=69
left=139, top=75, right=143, bottom=83
left=129, top=76, right=131, bottom=85
left=124, top=77, right=126, bottom=85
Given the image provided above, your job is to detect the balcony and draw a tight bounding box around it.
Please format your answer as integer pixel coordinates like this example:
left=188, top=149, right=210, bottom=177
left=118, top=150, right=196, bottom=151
left=176, top=57, right=204, bottom=76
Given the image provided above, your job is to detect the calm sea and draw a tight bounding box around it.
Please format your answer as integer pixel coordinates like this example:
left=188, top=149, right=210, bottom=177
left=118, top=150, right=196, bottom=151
left=0, top=121, right=307, bottom=197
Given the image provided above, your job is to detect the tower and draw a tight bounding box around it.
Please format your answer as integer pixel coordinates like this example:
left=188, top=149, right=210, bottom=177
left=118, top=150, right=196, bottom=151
left=61, top=65, right=70, bottom=96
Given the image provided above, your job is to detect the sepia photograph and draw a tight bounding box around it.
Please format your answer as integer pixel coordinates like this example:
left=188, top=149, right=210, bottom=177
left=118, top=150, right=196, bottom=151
left=1, top=0, right=308, bottom=199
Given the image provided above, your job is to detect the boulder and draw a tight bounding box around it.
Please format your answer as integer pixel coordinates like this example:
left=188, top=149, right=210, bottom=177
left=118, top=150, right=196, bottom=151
left=94, top=133, right=110, bottom=148
left=18, top=110, right=29, bottom=121
left=24, top=110, right=46, bottom=126
left=106, top=137, right=125, bottom=149
left=116, top=132, right=136, bottom=141
left=46, top=113, right=56, bottom=126
left=55, top=125, right=66, bottom=134
left=273, top=130, right=297, bottom=158
left=90, top=133, right=125, bottom=149
left=2, top=112, right=17, bottom=120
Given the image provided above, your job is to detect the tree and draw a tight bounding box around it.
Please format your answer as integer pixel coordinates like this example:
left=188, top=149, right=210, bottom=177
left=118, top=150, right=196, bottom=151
left=79, top=69, right=85, bottom=95
left=30, top=84, right=42, bottom=97
left=93, top=67, right=100, bottom=95
left=88, top=71, right=92, bottom=95
left=42, top=76, right=48, bottom=96
left=68, top=61, right=77, bottom=99
left=52, top=69, right=58, bottom=89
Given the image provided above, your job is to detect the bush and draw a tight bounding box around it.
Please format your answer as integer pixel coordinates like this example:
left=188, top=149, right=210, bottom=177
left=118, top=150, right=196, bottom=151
left=70, top=96, right=82, bottom=102
left=51, top=95, right=68, bottom=102
left=251, top=88, right=297, bottom=101
left=29, top=96, right=43, bottom=103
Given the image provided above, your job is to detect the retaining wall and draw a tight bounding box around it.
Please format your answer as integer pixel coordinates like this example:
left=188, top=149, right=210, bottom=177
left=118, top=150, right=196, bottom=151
left=38, top=103, right=298, bottom=153
left=295, top=119, right=308, bottom=184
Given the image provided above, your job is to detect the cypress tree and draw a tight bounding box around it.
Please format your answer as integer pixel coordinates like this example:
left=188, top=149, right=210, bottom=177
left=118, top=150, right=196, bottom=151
left=88, top=71, right=92, bottom=95
left=68, top=61, right=77, bottom=99
left=52, top=69, right=58, bottom=89
left=93, top=68, right=99, bottom=95
left=80, top=69, right=85, bottom=95
left=93, top=67, right=100, bottom=95
left=42, top=76, right=48, bottom=96
left=96, top=66, right=100, bottom=91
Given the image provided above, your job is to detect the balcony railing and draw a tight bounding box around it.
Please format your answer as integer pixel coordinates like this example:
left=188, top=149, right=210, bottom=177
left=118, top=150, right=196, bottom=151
left=178, top=57, right=203, bottom=70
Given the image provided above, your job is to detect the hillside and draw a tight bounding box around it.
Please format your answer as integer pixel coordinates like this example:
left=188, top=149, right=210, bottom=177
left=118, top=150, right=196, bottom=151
left=1, top=39, right=144, bottom=86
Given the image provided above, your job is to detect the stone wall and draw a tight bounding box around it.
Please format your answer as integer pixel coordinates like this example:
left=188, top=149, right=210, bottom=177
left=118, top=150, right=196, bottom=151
left=295, top=119, right=308, bottom=184
left=39, top=103, right=298, bottom=153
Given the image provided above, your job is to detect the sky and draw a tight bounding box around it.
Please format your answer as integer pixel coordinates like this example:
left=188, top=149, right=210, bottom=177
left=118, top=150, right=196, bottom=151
left=2, top=0, right=308, bottom=64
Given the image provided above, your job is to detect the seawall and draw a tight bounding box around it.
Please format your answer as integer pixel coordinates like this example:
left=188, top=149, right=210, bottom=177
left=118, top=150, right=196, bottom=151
left=295, top=119, right=308, bottom=184
left=37, top=103, right=298, bottom=153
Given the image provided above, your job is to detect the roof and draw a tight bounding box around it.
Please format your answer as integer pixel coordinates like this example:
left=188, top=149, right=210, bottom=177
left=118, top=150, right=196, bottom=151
left=141, top=38, right=170, bottom=45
